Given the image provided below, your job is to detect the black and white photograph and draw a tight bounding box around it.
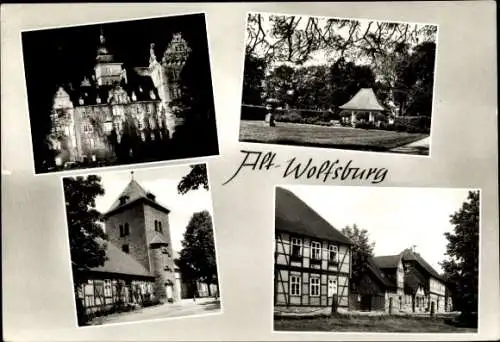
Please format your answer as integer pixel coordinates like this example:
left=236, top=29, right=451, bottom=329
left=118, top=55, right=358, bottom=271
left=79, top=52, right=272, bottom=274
left=240, top=13, right=438, bottom=156
left=274, top=186, right=479, bottom=332
left=62, top=163, right=221, bottom=326
left=22, top=14, right=219, bottom=174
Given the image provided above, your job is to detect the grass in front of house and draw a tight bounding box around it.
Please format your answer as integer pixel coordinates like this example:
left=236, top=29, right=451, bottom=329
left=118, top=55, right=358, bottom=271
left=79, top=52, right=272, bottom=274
left=274, top=314, right=477, bottom=333
left=239, top=120, right=428, bottom=152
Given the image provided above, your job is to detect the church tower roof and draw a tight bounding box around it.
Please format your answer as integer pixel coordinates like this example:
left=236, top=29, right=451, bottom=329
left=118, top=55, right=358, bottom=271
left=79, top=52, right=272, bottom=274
left=103, top=172, right=170, bottom=217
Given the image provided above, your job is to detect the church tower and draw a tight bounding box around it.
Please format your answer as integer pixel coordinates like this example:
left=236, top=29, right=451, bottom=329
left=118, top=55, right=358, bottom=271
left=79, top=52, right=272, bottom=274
left=94, top=29, right=127, bottom=86
left=102, top=172, right=178, bottom=302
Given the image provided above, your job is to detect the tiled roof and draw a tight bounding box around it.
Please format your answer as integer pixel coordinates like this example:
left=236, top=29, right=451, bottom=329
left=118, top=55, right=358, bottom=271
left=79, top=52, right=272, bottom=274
left=275, top=187, right=352, bottom=245
left=90, top=239, right=153, bottom=278
left=366, top=257, right=394, bottom=288
left=104, top=179, right=170, bottom=217
left=373, top=255, right=401, bottom=269
left=150, top=233, right=168, bottom=246
left=401, top=248, right=443, bottom=281
left=339, top=88, right=385, bottom=111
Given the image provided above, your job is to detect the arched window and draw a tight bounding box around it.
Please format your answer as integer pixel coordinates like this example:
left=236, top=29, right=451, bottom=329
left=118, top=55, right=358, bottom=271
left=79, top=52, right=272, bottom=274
left=154, top=220, right=158, bottom=231
left=158, top=221, right=162, bottom=233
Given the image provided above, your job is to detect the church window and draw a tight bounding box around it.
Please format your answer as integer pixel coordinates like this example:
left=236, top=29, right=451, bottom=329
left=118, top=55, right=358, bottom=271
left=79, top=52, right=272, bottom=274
left=122, top=244, right=129, bottom=253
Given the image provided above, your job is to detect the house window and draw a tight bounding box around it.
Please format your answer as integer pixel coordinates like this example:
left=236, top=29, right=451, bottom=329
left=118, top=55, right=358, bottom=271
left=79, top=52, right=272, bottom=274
left=291, top=238, right=302, bottom=258
left=122, top=244, right=129, bottom=253
left=311, top=241, right=321, bottom=260
left=290, top=275, right=301, bottom=296
left=104, top=280, right=112, bottom=297
left=310, top=276, right=320, bottom=297
left=328, top=279, right=337, bottom=297
left=328, top=245, right=338, bottom=264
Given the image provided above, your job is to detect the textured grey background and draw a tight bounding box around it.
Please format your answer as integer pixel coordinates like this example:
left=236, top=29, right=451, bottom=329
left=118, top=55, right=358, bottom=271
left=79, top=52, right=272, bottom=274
left=1, top=2, right=498, bottom=341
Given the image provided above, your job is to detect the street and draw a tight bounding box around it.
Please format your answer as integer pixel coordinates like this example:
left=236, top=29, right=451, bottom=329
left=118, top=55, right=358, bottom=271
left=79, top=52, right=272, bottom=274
left=89, top=298, right=221, bottom=326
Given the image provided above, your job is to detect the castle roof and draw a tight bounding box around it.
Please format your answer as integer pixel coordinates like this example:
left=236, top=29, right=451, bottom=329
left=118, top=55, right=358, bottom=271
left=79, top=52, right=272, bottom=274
left=103, top=177, right=170, bottom=218
left=339, top=88, right=385, bottom=111
left=275, top=187, right=352, bottom=245
left=89, top=239, right=153, bottom=278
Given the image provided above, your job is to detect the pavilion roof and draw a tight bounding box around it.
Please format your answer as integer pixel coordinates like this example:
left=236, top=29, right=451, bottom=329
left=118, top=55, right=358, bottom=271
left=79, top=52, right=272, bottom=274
left=339, top=88, right=385, bottom=111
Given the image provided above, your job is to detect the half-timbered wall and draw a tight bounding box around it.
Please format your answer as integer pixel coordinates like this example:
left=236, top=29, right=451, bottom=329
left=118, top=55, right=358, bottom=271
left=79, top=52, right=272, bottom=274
left=77, top=276, right=154, bottom=316
left=274, top=231, right=350, bottom=308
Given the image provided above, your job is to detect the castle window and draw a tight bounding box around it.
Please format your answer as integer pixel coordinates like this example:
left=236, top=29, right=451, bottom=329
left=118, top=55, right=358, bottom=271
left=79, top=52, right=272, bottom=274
left=122, top=244, right=129, bottom=253
left=310, top=276, right=320, bottom=297
left=290, top=275, right=301, bottom=296
left=103, top=121, right=113, bottom=133
left=291, top=238, right=302, bottom=258
left=328, top=245, right=338, bottom=264
left=311, top=241, right=321, bottom=260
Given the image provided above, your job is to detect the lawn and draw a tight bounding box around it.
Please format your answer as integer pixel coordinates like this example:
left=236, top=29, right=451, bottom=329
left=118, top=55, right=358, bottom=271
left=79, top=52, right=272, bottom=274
left=274, top=314, right=477, bottom=333
left=239, top=120, right=428, bottom=153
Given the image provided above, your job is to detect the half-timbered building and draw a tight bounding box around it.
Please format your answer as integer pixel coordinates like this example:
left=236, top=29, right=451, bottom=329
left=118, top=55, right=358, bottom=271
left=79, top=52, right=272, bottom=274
left=274, top=187, right=352, bottom=311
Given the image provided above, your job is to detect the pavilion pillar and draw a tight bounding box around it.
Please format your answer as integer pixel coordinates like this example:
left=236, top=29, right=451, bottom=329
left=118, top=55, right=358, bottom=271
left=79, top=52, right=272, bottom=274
left=351, top=111, right=356, bottom=126
left=369, top=111, right=375, bottom=123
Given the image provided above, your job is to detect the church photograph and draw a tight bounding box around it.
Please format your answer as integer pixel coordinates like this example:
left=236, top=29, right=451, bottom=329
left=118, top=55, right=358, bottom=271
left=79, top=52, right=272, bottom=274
left=22, top=14, right=219, bottom=174
left=61, top=163, right=221, bottom=326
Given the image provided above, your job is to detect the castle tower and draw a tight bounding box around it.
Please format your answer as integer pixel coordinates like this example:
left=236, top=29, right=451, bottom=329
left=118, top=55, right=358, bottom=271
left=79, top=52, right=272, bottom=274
left=102, top=172, right=178, bottom=303
left=161, top=33, right=191, bottom=102
left=94, top=29, right=127, bottom=87
left=50, top=86, right=78, bottom=164
left=146, top=34, right=191, bottom=138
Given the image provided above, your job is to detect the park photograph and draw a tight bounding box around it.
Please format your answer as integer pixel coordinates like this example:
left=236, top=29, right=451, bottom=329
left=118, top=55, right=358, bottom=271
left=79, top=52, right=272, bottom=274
left=239, top=13, right=438, bottom=156
left=61, top=163, right=221, bottom=326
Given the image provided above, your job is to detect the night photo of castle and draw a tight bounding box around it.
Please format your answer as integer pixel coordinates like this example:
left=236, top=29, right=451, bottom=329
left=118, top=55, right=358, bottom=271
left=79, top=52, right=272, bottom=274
left=22, top=14, right=219, bottom=174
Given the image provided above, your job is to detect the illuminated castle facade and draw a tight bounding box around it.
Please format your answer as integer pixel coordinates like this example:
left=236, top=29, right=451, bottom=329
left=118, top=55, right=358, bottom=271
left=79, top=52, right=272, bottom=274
left=49, top=30, right=191, bottom=166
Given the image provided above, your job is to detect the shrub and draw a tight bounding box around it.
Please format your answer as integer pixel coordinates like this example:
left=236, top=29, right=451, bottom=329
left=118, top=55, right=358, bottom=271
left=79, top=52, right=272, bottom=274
left=275, top=111, right=303, bottom=123
left=240, top=105, right=267, bottom=120
left=142, top=297, right=162, bottom=308
left=394, top=116, right=431, bottom=133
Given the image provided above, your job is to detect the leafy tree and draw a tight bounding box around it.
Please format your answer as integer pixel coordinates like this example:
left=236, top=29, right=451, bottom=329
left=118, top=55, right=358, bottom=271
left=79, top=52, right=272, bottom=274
left=242, top=52, right=267, bottom=105
left=63, top=175, right=106, bottom=325
left=341, top=224, right=375, bottom=292
left=440, top=191, right=479, bottom=323
left=177, top=211, right=218, bottom=295
left=63, top=175, right=107, bottom=277
left=177, top=164, right=209, bottom=194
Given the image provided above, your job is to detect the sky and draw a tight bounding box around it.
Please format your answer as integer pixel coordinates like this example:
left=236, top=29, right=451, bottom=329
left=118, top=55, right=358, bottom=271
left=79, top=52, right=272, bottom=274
left=249, top=13, right=436, bottom=68
left=279, top=185, right=475, bottom=274
left=92, top=164, right=214, bottom=253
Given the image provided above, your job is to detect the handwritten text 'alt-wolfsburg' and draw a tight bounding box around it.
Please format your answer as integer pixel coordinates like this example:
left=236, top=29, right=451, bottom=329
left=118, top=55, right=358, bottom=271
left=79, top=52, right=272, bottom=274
left=222, top=150, right=389, bottom=185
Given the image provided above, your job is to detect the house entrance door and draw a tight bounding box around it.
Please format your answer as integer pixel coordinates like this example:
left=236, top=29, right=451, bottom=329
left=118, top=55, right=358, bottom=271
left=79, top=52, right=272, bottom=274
left=166, top=284, right=173, bottom=301
left=360, top=295, right=372, bottom=311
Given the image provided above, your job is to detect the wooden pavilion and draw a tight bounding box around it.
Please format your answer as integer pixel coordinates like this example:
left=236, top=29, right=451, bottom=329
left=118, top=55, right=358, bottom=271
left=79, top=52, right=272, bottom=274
left=339, top=88, right=386, bottom=126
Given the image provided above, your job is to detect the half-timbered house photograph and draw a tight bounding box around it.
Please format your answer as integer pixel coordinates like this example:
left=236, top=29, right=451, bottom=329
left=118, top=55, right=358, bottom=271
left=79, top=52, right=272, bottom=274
left=62, top=163, right=221, bottom=326
left=240, top=13, right=437, bottom=156
left=274, top=185, right=479, bottom=332
left=22, top=14, right=219, bottom=174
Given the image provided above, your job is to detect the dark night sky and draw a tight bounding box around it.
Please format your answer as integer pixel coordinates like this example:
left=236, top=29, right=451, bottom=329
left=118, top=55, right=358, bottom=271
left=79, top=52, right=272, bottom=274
left=22, top=13, right=215, bottom=170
